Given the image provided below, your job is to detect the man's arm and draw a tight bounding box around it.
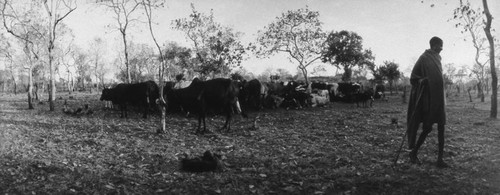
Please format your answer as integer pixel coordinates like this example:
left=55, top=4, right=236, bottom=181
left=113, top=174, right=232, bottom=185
left=410, top=56, right=426, bottom=86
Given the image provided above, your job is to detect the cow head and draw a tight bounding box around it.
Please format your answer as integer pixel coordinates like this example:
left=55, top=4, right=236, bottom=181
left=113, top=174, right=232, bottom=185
left=100, top=88, right=112, bottom=101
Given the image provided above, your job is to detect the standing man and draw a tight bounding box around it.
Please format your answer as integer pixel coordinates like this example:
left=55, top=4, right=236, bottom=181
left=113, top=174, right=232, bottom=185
left=407, top=36, right=448, bottom=168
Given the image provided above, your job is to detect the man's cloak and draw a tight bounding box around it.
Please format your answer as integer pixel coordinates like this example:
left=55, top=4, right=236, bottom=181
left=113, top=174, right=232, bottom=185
left=407, top=49, right=446, bottom=149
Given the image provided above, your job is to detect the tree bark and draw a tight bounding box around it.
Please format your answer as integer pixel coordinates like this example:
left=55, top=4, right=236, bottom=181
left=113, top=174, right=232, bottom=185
left=122, top=31, right=131, bottom=84
left=482, top=0, right=497, bottom=118
left=28, top=67, right=34, bottom=109
left=49, top=42, right=55, bottom=111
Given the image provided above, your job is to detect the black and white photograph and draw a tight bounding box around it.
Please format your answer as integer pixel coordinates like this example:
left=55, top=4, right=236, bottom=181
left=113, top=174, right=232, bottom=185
left=0, top=0, right=499, bottom=194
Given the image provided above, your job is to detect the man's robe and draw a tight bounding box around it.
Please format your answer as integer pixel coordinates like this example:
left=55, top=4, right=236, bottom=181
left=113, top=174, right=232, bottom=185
left=407, top=49, right=446, bottom=149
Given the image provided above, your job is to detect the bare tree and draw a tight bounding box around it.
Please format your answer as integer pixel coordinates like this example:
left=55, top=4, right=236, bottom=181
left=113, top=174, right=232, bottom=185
left=450, top=0, right=496, bottom=115
left=141, top=0, right=167, bottom=133
left=1, top=1, right=47, bottom=109
left=88, top=37, right=107, bottom=90
left=100, top=0, right=142, bottom=84
left=4, top=51, right=17, bottom=94
left=59, top=40, right=75, bottom=94
left=481, top=0, right=497, bottom=118
left=43, top=0, right=76, bottom=111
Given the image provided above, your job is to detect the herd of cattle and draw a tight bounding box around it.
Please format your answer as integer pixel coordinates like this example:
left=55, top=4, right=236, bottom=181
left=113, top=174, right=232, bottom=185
left=99, top=78, right=385, bottom=134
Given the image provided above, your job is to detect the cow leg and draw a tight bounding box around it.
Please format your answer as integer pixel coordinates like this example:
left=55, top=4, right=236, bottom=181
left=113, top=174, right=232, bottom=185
left=197, top=115, right=202, bottom=134
left=202, top=115, right=207, bottom=134
left=124, top=104, right=128, bottom=118
left=143, top=102, right=148, bottom=119
left=222, top=107, right=232, bottom=132
left=120, top=103, right=126, bottom=118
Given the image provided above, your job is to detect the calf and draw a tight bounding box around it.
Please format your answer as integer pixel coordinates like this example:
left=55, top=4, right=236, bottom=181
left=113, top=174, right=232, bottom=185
left=100, top=80, right=159, bottom=118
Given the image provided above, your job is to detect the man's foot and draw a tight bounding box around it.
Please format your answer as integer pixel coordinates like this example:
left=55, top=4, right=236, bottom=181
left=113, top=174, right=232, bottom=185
left=409, top=151, right=421, bottom=164
left=436, top=160, right=450, bottom=168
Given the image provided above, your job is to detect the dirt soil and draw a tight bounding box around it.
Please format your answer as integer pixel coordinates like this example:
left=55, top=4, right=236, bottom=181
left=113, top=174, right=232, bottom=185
left=0, top=92, right=499, bottom=194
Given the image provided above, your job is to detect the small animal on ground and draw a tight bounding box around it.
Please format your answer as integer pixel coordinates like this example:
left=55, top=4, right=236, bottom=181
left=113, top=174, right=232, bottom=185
left=180, top=151, right=222, bottom=172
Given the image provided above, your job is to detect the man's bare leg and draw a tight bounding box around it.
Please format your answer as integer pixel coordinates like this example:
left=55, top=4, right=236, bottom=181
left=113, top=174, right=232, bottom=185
left=436, top=124, right=449, bottom=168
left=409, top=124, right=433, bottom=164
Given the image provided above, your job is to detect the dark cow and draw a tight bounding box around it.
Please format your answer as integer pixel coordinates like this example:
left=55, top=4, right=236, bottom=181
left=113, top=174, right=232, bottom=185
left=311, top=81, right=329, bottom=91
left=239, top=79, right=262, bottom=110
left=164, top=78, right=245, bottom=134
left=266, top=81, right=285, bottom=96
left=263, top=94, right=283, bottom=109
left=100, top=80, right=159, bottom=118
left=281, top=91, right=312, bottom=109
left=279, top=81, right=312, bottom=109
left=333, top=82, right=362, bottom=103
left=353, top=90, right=374, bottom=108
left=163, top=78, right=202, bottom=115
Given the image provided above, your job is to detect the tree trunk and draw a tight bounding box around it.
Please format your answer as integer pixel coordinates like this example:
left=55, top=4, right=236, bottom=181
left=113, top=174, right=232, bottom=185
left=13, top=81, right=17, bottom=95
left=468, top=88, right=473, bottom=102
left=67, top=72, right=72, bottom=94
left=483, top=0, right=497, bottom=118
left=300, top=66, right=309, bottom=86
left=389, top=81, right=393, bottom=95
left=122, top=31, right=131, bottom=84
left=10, top=74, right=17, bottom=95
left=28, top=68, right=34, bottom=109
left=342, top=66, right=352, bottom=82
left=49, top=43, right=55, bottom=111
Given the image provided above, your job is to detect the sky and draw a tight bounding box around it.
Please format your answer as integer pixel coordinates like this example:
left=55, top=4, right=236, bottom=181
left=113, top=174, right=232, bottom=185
left=62, top=0, right=499, bottom=78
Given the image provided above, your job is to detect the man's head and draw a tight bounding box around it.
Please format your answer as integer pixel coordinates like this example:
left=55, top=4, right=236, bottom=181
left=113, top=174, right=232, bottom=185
left=429, top=36, right=443, bottom=54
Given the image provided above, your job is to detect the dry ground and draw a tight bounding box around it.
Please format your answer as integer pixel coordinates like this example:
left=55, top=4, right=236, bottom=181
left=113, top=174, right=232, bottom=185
left=0, top=91, right=499, bottom=194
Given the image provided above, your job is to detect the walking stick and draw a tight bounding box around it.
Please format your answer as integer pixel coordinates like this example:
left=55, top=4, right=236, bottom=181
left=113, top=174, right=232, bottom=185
left=393, top=125, right=407, bottom=166
left=393, top=81, right=426, bottom=166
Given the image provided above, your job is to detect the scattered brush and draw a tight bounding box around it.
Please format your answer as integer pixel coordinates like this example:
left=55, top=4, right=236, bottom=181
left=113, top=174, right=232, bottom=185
left=180, top=151, right=223, bottom=172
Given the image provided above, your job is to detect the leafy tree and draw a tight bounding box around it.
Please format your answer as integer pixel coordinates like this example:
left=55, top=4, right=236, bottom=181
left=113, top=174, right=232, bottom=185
left=231, top=67, right=254, bottom=81
left=370, top=64, right=384, bottom=84
left=276, top=68, right=293, bottom=81
left=163, top=42, right=193, bottom=81
left=322, top=30, right=374, bottom=82
left=379, top=61, right=401, bottom=94
left=173, top=4, right=246, bottom=79
left=230, top=72, right=244, bottom=81
left=255, top=7, right=326, bottom=85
